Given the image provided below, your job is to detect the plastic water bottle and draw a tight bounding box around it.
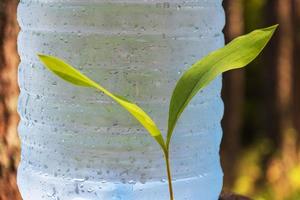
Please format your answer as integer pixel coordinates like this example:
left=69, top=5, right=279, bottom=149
left=17, top=0, right=225, bottom=199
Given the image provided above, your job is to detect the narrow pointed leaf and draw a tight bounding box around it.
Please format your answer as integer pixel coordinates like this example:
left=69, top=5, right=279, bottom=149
left=38, top=54, right=165, bottom=149
left=167, top=25, right=278, bottom=147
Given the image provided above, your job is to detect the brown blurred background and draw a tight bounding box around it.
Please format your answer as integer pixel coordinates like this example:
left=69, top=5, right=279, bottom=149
left=0, top=0, right=299, bottom=199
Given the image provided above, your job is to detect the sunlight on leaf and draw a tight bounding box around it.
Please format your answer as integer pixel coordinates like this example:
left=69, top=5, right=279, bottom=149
left=166, top=25, right=278, bottom=147
left=38, top=54, right=166, bottom=149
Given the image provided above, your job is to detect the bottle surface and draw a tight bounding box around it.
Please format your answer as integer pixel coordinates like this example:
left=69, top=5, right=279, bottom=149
left=17, top=0, right=225, bottom=199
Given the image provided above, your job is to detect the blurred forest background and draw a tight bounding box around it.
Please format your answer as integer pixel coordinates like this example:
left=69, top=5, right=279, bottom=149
left=0, top=0, right=299, bottom=199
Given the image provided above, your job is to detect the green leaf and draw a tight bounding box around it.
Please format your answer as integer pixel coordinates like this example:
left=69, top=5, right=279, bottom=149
left=166, top=25, right=278, bottom=147
left=38, top=54, right=166, bottom=149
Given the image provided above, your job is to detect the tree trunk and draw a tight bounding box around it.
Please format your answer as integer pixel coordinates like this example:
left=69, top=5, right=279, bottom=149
left=292, top=0, right=300, bottom=147
left=221, top=0, right=245, bottom=188
left=0, top=0, right=21, bottom=199
left=263, top=0, right=298, bottom=198
left=262, top=0, right=281, bottom=147
left=274, top=0, right=298, bottom=174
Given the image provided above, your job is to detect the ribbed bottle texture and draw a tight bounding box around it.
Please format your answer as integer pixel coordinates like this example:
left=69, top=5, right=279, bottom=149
left=17, top=0, right=225, bottom=199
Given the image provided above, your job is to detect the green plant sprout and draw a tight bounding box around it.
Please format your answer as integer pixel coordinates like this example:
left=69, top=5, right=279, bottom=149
left=38, top=25, right=278, bottom=200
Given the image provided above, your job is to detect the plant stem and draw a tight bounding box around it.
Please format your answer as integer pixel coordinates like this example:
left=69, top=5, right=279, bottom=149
left=164, top=150, right=174, bottom=200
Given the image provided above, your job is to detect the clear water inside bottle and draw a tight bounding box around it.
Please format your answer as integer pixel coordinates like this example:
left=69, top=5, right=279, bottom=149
left=17, top=0, right=225, bottom=199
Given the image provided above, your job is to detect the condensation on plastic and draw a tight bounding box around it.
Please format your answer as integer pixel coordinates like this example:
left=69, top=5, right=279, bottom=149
left=17, top=0, right=225, bottom=199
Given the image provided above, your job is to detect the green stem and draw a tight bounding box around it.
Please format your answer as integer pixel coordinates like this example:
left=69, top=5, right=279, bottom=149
left=164, top=150, right=174, bottom=200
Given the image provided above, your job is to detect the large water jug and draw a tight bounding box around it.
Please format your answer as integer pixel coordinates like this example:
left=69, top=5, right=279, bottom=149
left=17, top=0, right=225, bottom=199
